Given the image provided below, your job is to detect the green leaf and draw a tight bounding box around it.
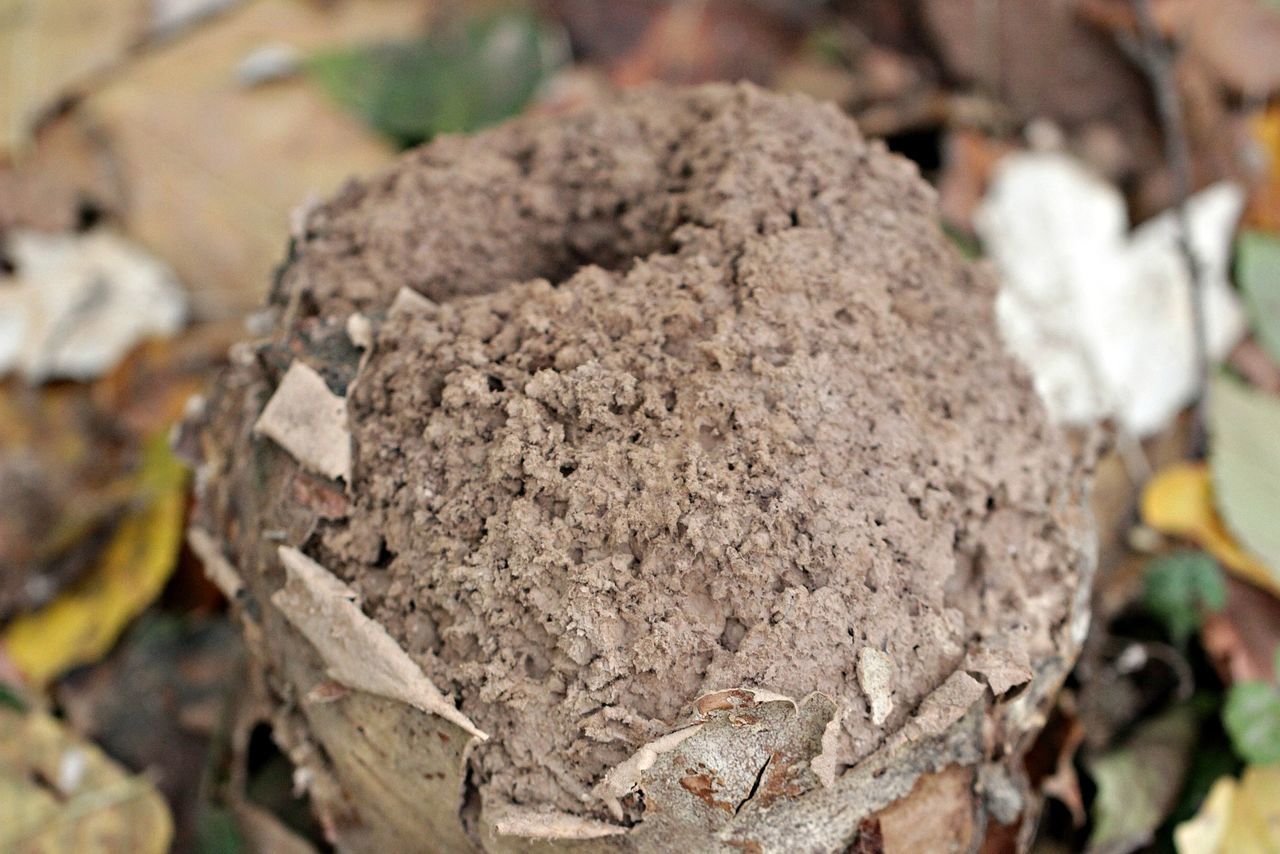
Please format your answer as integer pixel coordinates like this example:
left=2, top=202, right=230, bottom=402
left=1223, top=681, right=1280, bottom=765
left=307, top=10, right=566, bottom=147
left=1087, top=706, right=1198, bottom=853
left=195, top=805, right=244, bottom=854
left=1238, top=231, right=1280, bottom=363
left=0, top=685, right=25, bottom=712
left=1142, top=551, right=1226, bottom=645
left=1209, top=374, right=1280, bottom=588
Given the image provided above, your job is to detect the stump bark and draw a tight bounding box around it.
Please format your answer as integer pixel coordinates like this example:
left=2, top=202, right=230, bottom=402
left=184, top=83, right=1095, bottom=853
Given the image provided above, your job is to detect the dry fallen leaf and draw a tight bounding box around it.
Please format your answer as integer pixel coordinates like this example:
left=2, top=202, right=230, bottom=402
left=1086, top=706, right=1198, bottom=854
left=0, top=0, right=142, bottom=154
left=873, top=765, right=977, bottom=853
left=1174, top=765, right=1280, bottom=854
left=79, top=0, right=425, bottom=315
left=1244, top=104, right=1280, bottom=233
left=0, top=705, right=173, bottom=853
left=1154, top=0, right=1280, bottom=97
left=1140, top=463, right=1280, bottom=597
left=606, top=0, right=801, bottom=88
left=1, top=435, right=188, bottom=686
left=1209, top=374, right=1280, bottom=584
left=1201, top=578, right=1280, bottom=685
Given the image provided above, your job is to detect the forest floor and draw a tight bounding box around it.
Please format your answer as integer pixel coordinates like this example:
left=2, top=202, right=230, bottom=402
left=2, top=1, right=1280, bottom=851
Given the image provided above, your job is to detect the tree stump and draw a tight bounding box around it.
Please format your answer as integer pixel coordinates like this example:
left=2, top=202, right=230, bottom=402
left=184, top=83, right=1095, bottom=853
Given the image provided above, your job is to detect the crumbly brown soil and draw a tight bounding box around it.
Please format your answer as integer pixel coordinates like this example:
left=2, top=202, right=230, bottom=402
left=198, top=83, right=1090, bottom=823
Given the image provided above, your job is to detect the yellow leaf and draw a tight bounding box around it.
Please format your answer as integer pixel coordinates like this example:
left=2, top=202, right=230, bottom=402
left=1244, top=104, right=1280, bottom=233
left=1, top=436, right=188, bottom=686
left=1175, top=765, right=1280, bottom=854
left=1141, top=463, right=1280, bottom=597
left=0, top=705, right=172, bottom=853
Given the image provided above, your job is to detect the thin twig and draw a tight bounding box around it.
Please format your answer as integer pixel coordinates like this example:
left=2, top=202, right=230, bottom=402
left=1125, top=0, right=1211, bottom=455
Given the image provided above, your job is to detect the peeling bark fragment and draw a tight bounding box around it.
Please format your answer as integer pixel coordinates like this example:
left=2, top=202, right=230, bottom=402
left=252, top=361, right=351, bottom=482
left=388, top=286, right=435, bottom=316
left=487, top=804, right=626, bottom=840
left=888, top=672, right=987, bottom=751
left=810, top=715, right=842, bottom=788
left=597, top=724, right=704, bottom=819
left=187, top=526, right=243, bottom=600
left=964, top=643, right=1033, bottom=697
left=639, top=691, right=836, bottom=836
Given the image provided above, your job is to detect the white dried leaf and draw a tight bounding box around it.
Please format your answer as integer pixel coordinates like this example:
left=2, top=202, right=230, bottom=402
left=976, top=153, right=1245, bottom=436
left=150, top=0, right=238, bottom=37
left=253, top=362, right=352, bottom=482
left=857, top=647, right=895, bottom=726
left=0, top=229, right=186, bottom=381
left=271, top=546, right=487, bottom=740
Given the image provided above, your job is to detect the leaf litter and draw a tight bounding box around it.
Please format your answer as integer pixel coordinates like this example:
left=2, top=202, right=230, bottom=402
left=4, top=0, right=1280, bottom=850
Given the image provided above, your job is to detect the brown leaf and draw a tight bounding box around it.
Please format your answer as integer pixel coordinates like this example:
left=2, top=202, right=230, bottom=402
left=1201, top=577, right=1280, bottom=685
left=1155, top=0, right=1280, bottom=96
left=608, top=0, right=801, bottom=88
left=1244, top=104, right=1280, bottom=233
left=0, top=112, right=121, bottom=233
left=1228, top=339, right=1280, bottom=396
left=79, top=0, right=425, bottom=315
left=874, top=766, right=978, bottom=853
left=937, top=130, right=1014, bottom=235
left=1041, top=717, right=1088, bottom=827
left=0, top=0, right=144, bottom=153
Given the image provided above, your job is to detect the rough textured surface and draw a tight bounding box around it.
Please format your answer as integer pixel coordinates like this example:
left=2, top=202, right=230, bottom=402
left=194, top=83, right=1092, bottom=829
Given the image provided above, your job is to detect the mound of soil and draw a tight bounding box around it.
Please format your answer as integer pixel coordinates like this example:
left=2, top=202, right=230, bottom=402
left=193, top=83, right=1092, bottom=828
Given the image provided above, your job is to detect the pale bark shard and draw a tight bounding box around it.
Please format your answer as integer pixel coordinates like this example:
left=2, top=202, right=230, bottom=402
left=187, top=526, right=243, bottom=600
left=488, top=805, right=627, bottom=840
left=271, top=546, right=486, bottom=740
left=856, top=648, right=896, bottom=726
left=253, top=361, right=351, bottom=482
